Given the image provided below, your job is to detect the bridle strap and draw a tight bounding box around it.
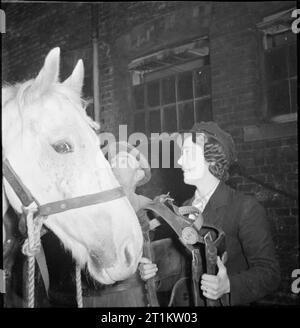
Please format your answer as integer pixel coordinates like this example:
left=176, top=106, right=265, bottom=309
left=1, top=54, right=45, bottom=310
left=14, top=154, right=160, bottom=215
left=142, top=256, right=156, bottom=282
left=2, top=158, right=39, bottom=207
left=3, top=158, right=126, bottom=216
left=38, top=187, right=125, bottom=216
left=35, top=243, right=50, bottom=296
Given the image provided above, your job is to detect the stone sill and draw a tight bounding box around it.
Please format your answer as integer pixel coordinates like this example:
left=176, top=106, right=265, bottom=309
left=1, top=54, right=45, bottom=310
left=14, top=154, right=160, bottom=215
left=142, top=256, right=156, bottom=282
left=243, top=121, right=297, bottom=142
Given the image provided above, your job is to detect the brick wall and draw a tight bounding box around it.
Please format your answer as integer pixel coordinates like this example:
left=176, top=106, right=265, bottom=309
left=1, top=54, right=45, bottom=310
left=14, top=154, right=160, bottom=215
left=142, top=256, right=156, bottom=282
left=2, top=3, right=91, bottom=82
left=208, top=2, right=298, bottom=305
left=2, top=1, right=298, bottom=305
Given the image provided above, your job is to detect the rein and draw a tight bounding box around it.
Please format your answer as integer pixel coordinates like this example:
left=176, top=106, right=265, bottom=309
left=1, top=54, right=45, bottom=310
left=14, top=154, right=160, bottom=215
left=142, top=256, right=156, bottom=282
left=2, top=157, right=126, bottom=308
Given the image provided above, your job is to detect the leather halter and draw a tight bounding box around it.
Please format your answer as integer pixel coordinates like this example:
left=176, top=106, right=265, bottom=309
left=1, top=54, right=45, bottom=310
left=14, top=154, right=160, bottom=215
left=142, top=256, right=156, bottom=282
left=2, top=158, right=126, bottom=217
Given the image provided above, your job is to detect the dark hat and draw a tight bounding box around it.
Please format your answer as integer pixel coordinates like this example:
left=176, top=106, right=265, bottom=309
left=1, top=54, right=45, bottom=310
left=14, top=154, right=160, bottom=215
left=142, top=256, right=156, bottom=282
left=189, top=121, right=237, bottom=164
left=106, top=141, right=151, bottom=187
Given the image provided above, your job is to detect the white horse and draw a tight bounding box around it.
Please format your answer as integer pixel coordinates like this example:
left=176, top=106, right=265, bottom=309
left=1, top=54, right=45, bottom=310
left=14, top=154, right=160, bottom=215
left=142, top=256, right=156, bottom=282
left=2, top=47, right=143, bottom=286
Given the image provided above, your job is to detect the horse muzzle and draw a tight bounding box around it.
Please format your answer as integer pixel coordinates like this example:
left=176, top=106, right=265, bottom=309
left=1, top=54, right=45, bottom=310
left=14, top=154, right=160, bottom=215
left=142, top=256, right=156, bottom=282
left=88, top=238, right=142, bottom=284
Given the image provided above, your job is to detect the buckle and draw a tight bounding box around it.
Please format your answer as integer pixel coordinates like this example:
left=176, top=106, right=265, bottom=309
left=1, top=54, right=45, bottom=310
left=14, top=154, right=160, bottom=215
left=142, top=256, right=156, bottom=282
left=181, top=226, right=199, bottom=245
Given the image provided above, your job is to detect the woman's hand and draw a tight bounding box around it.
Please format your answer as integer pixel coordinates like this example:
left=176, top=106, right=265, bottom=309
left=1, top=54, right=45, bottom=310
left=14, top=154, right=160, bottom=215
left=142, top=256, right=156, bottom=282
left=201, top=256, right=230, bottom=300
left=138, top=257, right=158, bottom=281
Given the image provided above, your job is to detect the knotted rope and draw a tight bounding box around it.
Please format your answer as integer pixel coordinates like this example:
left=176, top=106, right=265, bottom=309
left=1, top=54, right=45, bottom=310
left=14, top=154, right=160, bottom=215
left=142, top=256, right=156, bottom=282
left=75, top=264, right=83, bottom=308
left=20, top=202, right=83, bottom=308
left=21, top=202, right=46, bottom=308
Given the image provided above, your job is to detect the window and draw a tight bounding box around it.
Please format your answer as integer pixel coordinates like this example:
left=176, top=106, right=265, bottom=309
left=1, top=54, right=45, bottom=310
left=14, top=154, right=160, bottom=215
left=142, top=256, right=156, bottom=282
left=130, top=38, right=212, bottom=134
left=258, top=8, right=297, bottom=123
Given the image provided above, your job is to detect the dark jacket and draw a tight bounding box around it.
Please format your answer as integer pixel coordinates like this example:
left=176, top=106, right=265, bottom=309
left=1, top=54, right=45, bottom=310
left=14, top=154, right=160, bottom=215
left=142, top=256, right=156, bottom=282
left=184, top=181, right=281, bottom=305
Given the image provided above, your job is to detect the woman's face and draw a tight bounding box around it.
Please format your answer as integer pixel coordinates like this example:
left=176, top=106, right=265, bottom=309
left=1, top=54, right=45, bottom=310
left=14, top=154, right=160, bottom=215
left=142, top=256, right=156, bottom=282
left=177, top=135, right=210, bottom=185
left=110, top=152, right=140, bottom=189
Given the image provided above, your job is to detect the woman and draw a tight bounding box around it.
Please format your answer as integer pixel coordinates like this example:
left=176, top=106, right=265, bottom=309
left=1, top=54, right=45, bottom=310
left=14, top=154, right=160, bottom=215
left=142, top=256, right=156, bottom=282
left=139, top=121, right=280, bottom=306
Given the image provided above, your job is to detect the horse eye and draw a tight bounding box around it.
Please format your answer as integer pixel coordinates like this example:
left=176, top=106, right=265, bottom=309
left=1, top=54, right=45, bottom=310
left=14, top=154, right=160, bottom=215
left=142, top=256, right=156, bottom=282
left=52, top=141, right=73, bottom=154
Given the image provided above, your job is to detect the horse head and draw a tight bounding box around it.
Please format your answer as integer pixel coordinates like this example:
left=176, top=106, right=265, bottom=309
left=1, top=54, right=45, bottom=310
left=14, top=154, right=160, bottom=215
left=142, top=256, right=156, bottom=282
left=2, top=47, right=143, bottom=285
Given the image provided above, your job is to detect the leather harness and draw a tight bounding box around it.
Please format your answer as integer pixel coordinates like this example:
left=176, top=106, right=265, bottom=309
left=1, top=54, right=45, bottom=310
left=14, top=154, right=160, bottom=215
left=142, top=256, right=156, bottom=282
left=138, top=194, right=226, bottom=307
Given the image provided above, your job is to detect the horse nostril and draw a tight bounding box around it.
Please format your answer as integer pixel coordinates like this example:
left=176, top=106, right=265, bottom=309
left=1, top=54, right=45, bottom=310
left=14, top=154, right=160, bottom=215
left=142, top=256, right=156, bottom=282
left=125, top=247, right=131, bottom=265
left=90, top=251, right=103, bottom=270
left=124, top=245, right=132, bottom=266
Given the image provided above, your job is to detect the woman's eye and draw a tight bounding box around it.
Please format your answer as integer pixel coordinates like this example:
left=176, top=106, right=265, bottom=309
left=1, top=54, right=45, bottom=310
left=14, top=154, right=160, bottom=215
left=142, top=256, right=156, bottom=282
left=52, top=141, right=73, bottom=154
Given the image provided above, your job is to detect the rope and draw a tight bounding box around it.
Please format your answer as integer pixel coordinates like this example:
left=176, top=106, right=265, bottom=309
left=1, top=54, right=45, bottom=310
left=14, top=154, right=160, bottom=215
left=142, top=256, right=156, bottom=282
left=75, top=264, right=83, bottom=308
left=21, top=202, right=45, bottom=308
left=20, top=202, right=84, bottom=309
left=24, top=255, right=35, bottom=308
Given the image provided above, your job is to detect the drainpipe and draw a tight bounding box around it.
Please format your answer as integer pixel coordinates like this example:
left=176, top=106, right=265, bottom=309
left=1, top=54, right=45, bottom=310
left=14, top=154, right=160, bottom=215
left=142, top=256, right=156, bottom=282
left=91, top=5, right=100, bottom=124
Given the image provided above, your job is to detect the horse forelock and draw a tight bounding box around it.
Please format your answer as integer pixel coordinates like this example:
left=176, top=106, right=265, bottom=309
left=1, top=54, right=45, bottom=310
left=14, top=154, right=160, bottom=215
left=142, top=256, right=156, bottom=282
left=3, top=80, right=100, bottom=134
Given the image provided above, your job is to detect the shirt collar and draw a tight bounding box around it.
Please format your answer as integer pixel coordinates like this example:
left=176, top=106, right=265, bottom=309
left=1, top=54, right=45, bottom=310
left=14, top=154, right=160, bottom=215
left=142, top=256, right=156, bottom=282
left=192, top=181, right=230, bottom=211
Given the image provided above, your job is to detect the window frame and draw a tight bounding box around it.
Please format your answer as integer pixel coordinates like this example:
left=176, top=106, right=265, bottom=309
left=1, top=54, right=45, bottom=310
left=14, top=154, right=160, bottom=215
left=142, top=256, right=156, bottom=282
left=132, top=58, right=213, bottom=135
left=258, top=7, right=297, bottom=123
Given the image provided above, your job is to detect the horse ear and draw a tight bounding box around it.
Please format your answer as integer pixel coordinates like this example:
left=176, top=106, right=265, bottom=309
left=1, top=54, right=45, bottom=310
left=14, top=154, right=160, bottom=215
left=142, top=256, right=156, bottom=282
left=2, top=86, right=13, bottom=106
left=63, top=59, right=84, bottom=94
left=31, top=47, right=60, bottom=96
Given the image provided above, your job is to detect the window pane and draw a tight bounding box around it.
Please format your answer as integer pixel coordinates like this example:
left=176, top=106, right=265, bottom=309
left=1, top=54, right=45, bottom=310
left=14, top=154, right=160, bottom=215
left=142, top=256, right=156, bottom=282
left=267, top=81, right=290, bottom=116
left=290, top=79, right=297, bottom=113
left=177, top=71, right=193, bottom=101
left=163, top=105, right=177, bottom=132
left=134, top=112, right=146, bottom=133
left=288, top=44, right=297, bottom=77
left=178, top=102, right=194, bottom=130
left=265, top=47, right=288, bottom=81
left=147, top=81, right=160, bottom=107
left=162, top=76, right=175, bottom=105
left=149, top=110, right=161, bottom=133
left=195, top=98, right=212, bottom=122
left=133, top=85, right=144, bottom=110
left=194, top=68, right=211, bottom=97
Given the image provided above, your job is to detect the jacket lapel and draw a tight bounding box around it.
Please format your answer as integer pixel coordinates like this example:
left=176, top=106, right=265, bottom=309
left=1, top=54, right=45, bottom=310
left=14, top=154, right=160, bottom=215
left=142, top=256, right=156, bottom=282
left=202, top=182, right=231, bottom=229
